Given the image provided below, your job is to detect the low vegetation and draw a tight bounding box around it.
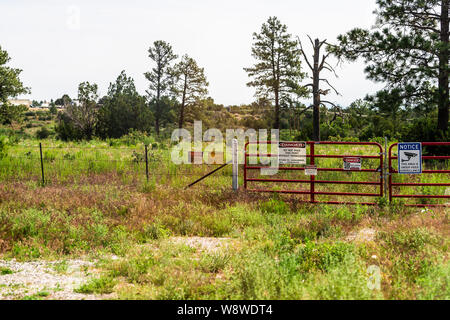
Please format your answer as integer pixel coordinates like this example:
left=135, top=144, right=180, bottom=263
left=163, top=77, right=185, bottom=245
left=0, top=134, right=448, bottom=299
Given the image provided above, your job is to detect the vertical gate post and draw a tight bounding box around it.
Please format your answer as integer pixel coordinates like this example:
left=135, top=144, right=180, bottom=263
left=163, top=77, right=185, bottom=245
left=39, top=142, right=45, bottom=186
left=388, top=144, right=393, bottom=203
left=243, top=142, right=247, bottom=189
left=310, top=142, right=315, bottom=203
left=384, top=137, right=388, bottom=199
left=145, top=144, right=149, bottom=182
left=232, top=139, right=238, bottom=191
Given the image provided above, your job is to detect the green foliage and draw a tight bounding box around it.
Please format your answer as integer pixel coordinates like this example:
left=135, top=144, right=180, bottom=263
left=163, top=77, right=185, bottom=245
left=145, top=40, right=178, bottom=135
left=171, top=54, right=209, bottom=128
left=0, top=46, right=30, bottom=105
left=75, top=276, right=116, bottom=294
left=139, top=223, right=171, bottom=241
left=97, top=71, right=153, bottom=138
left=56, top=82, right=99, bottom=140
left=22, top=291, right=50, bottom=300
left=110, top=254, right=155, bottom=283
left=0, top=135, right=8, bottom=158
left=49, top=104, right=58, bottom=115
left=259, top=198, right=290, bottom=215
left=55, top=112, right=84, bottom=141
left=35, top=126, right=51, bottom=139
left=0, top=267, right=14, bottom=275
left=331, top=0, right=449, bottom=132
left=244, top=16, right=308, bottom=129
left=0, top=104, right=28, bottom=125
left=54, top=94, right=71, bottom=107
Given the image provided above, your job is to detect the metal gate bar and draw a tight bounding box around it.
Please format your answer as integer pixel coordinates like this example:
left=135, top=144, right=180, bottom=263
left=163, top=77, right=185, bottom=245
left=244, top=141, right=383, bottom=205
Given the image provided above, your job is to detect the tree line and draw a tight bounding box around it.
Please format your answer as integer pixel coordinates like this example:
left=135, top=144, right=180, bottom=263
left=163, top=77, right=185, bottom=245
left=55, top=41, right=209, bottom=140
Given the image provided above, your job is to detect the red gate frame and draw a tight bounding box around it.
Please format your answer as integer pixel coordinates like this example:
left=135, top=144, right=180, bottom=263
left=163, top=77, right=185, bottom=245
left=244, top=141, right=383, bottom=205
left=388, top=142, right=450, bottom=207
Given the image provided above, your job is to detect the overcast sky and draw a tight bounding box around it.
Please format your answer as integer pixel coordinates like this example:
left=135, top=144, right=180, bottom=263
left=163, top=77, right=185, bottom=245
left=1, top=0, right=384, bottom=107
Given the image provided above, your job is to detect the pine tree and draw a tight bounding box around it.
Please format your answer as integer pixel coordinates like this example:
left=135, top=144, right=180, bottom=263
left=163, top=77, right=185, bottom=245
left=332, top=0, right=449, bottom=133
left=244, top=17, right=308, bottom=129
left=171, top=55, right=209, bottom=128
left=144, top=40, right=177, bottom=135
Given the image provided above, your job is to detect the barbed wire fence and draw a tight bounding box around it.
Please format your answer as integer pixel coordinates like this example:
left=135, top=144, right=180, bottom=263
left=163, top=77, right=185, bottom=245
left=2, top=143, right=235, bottom=191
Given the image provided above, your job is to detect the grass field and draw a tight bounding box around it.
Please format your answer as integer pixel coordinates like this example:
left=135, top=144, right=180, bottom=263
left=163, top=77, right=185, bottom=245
left=0, top=136, right=448, bottom=300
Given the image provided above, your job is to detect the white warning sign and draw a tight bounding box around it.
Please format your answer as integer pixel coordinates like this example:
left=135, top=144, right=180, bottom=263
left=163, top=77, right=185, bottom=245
left=278, top=141, right=306, bottom=165
left=343, top=157, right=361, bottom=171
left=305, top=165, right=317, bottom=176
left=398, top=142, right=422, bottom=174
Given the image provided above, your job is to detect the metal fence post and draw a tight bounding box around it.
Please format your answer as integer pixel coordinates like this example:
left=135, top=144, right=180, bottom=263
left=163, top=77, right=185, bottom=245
left=232, top=138, right=239, bottom=191
left=145, top=144, right=149, bottom=182
left=39, top=142, right=45, bottom=186
left=384, top=137, right=388, bottom=199
left=310, top=142, right=315, bottom=203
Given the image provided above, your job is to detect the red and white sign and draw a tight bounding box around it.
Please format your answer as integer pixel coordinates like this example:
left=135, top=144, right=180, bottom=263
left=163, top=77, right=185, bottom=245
left=278, top=141, right=306, bottom=165
left=343, top=157, right=361, bottom=171
left=305, top=165, right=317, bottom=176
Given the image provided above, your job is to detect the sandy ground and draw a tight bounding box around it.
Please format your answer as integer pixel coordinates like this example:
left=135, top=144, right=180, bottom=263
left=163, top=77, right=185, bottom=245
left=0, top=259, right=109, bottom=300
left=169, top=236, right=235, bottom=253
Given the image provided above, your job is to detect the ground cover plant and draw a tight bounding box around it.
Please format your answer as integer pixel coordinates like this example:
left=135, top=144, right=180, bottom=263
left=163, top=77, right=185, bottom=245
left=0, top=134, right=448, bottom=300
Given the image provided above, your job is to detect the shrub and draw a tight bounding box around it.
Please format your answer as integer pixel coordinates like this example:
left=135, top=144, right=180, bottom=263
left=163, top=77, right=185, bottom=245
left=75, top=276, right=116, bottom=294
left=35, top=126, right=51, bottom=139
left=259, top=198, right=290, bottom=215
left=0, top=135, right=8, bottom=159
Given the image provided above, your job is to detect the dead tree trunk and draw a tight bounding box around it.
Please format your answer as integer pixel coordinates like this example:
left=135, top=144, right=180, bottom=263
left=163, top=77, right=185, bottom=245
left=299, top=36, right=340, bottom=142
left=312, top=39, right=321, bottom=141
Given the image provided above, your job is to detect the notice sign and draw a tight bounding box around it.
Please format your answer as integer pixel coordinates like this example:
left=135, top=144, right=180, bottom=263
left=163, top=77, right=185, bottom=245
left=278, top=141, right=306, bottom=165
left=305, top=165, right=317, bottom=176
left=343, top=157, right=361, bottom=171
left=398, top=142, right=422, bottom=174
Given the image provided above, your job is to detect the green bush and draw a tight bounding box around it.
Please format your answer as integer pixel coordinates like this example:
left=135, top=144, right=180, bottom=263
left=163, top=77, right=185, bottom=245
left=0, top=135, right=8, bottom=159
left=259, top=198, right=290, bottom=215
left=35, top=126, right=51, bottom=139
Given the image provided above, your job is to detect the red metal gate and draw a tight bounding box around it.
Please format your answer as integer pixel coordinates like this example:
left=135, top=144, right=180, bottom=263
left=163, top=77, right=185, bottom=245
left=244, top=141, right=384, bottom=205
left=388, top=142, right=450, bottom=207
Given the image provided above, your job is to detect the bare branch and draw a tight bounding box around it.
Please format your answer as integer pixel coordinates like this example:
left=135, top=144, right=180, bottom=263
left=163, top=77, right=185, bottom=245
left=319, top=78, right=341, bottom=95
left=297, top=104, right=314, bottom=116
left=322, top=65, right=339, bottom=78
left=297, top=36, right=314, bottom=71
left=306, top=34, right=315, bottom=48
left=319, top=52, right=331, bottom=71
left=320, top=100, right=339, bottom=108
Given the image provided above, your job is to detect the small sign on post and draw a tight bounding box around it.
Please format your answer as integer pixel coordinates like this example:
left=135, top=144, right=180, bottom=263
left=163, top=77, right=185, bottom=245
left=305, top=165, right=317, bottom=176
left=398, top=142, right=422, bottom=174
left=343, top=157, right=361, bottom=171
left=278, top=141, right=306, bottom=165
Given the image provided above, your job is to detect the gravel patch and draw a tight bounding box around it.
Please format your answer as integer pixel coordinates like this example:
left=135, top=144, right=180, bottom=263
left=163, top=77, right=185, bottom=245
left=169, top=236, right=235, bottom=253
left=346, top=228, right=377, bottom=243
left=0, top=259, right=109, bottom=300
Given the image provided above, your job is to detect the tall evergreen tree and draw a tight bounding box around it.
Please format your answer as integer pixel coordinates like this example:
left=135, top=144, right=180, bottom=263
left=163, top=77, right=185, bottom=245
left=97, top=71, right=151, bottom=138
left=331, top=0, right=449, bottom=133
left=0, top=45, right=30, bottom=125
left=244, top=17, right=308, bottom=129
left=144, top=40, right=177, bottom=135
left=171, top=55, right=209, bottom=128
